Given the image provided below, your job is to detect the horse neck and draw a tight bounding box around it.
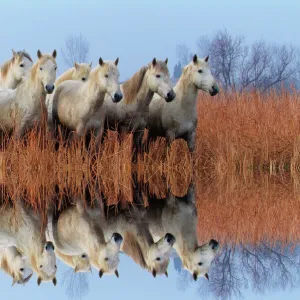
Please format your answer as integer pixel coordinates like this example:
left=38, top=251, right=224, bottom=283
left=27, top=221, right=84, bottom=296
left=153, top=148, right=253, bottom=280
left=0, top=65, right=20, bottom=89
left=124, top=72, right=154, bottom=110
left=175, top=73, right=199, bottom=111
left=55, top=68, right=74, bottom=86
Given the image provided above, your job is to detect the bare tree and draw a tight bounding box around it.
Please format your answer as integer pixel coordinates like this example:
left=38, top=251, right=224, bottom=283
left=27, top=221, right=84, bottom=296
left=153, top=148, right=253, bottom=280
left=62, top=269, right=89, bottom=300
left=176, top=43, right=193, bottom=66
left=61, top=34, right=90, bottom=68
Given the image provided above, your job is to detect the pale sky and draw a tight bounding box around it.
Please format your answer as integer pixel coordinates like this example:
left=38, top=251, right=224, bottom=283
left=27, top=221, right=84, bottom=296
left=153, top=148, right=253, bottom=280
left=1, top=0, right=299, bottom=80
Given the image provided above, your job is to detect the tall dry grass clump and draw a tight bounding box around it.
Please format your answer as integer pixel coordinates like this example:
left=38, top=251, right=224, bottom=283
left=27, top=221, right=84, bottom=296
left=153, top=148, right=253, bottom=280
left=196, top=89, right=300, bottom=175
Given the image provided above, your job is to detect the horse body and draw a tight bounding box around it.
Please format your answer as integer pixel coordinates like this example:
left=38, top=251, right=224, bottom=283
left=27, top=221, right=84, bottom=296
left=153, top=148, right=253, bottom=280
left=0, top=50, right=57, bottom=138
left=0, top=50, right=33, bottom=89
left=52, top=58, right=122, bottom=140
left=148, top=55, right=219, bottom=150
left=0, top=202, right=57, bottom=285
left=46, top=62, right=92, bottom=124
left=103, top=58, right=175, bottom=133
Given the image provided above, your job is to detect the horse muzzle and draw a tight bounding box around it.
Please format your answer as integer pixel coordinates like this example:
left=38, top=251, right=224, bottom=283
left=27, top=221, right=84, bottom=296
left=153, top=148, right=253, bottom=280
left=164, top=233, right=176, bottom=245
left=45, top=84, right=55, bottom=94
left=209, top=86, right=219, bottom=96
left=165, top=90, right=176, bottom=102
left=112, top=232, right=123, bottom=244
left=209, top=239, right=219, bottom=250
left=45, top=241, right=55, bottom=252
left=113, top=92, right=123, bottom=103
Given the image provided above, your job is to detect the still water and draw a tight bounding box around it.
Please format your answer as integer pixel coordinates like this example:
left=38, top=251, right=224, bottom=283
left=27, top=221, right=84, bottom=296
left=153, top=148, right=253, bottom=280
left=0, top=177, right=300, bottom=300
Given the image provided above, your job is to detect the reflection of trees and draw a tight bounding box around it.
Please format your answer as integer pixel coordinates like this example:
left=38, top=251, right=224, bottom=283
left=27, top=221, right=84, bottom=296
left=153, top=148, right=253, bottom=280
left=176, top=243, right=300, bottom=300
left=62, top=269, right=89, bottom=300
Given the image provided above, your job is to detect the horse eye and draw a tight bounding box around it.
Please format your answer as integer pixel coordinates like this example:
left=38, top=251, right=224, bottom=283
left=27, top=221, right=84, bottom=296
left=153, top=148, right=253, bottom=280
left=55, top=67, right=57, bottom=70
left=40, top=265, right=43, bottom=268
left=20, top=268, right=24, bottom=272
left=198, top=69, right=203, bottom=73
left=105, top=74, right=109, bottom=78
left=104, top=257, right=109, bottom=261
left=198, top=262, right=203, bottom=266
left=40, top=67, right=43, bottom=71
left=156, top=74, right=161, bottom=78
left=55, top=265, right=57, bottom=269
left=82, top=77, right=86, bottom=81
left=156, top=257, right=161, bottom=261
left=82, top=254, right=86, bottom=258
left=20, top=64, right=24, bottom=68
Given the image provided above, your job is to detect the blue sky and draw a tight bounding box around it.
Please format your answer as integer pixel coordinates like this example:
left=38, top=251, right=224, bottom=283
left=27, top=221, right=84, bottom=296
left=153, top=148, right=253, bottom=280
left=0, top=0, right=299, bottom=80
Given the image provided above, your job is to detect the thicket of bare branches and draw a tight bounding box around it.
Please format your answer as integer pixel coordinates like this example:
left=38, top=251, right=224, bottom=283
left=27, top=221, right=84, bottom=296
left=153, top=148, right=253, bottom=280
left=175, top=29, right=300, bottom=92
left=61, top=34, right=90, bottom=68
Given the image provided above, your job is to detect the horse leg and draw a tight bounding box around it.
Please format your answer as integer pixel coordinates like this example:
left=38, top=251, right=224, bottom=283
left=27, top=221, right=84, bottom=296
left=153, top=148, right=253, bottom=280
left=166, top=130, right=175, bottom=147
left=186, top=130, right=196, bottom=152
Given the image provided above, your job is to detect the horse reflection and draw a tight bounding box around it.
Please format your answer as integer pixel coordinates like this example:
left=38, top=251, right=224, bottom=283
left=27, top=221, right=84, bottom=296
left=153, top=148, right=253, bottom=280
left=146, top=187, right=220, bottom=281
left=104, top=204, right=176, bottom=277
left=49, top=200, right=122, bottom=277
left=0, top=246, right=33, bottom=285
left=0, top=201, right=57, bottom=285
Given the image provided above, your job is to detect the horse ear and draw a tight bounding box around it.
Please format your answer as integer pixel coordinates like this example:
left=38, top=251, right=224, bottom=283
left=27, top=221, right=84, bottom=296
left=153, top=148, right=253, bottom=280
left=193, top=272, right=198, bottom=281
left=37, top=277, right=42, bottom=286
left=12, top=277, right=18, bottom=286
left=152, top=269, right=157, bottom=278
left=193, top=54, right=198, bottom=64
left=204, top=55, right=209, bottom=63
left=115, top=270, right=119, bottom=278
left=152, top=58, right=157, bottom=67
left=52, top=277, right=57, bottom=286
left=74, top=266, right=79, bottom=273
left=37, top=50, right=43, bottom=59
left=165, top=271, right=168, bottom=278
left=165, top=58, right=168, bottom=65
left=99, top=57, right=104, bottom=66
left=204, top=273, right=209, bottom=280
left=52, top=49, right=57, bottom=59
left=74, top=62, right=79, bottom=70
left=11, top=49, right=17, bottom=57
left=99, top=269, right=104, bottom=278
left=115, top=57, right=119, bottom=66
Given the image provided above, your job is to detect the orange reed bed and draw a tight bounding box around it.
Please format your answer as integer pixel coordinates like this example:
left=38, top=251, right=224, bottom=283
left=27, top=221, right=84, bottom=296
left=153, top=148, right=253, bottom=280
left=196, top=89, right=300, bottom=175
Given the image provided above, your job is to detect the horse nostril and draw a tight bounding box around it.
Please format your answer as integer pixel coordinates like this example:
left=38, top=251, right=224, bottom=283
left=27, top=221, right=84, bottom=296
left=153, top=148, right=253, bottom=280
left=114, top=93, right=123, bottom=102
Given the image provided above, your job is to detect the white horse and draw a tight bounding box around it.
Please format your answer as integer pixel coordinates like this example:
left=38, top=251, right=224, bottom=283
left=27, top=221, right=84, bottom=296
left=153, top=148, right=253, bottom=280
left=148, top=54, right=219, bottom=150
left=104, top=205, right=176, bottom=277
left=50, top=200, right=123, bottom=277
left=46, top=62, right=92, bottom=124
left=52, top=58, right=122, bottom=141
left=0, top=50, right=33, bottom=89
left=0, top=246, right=33, bottom=285
left=0, top=50, right=57, bottom=138
left=147, top=187, right=219, bottom=281
left=103, top=58, right=175, bottom=134
left=0, top=201, right=57, bottom=285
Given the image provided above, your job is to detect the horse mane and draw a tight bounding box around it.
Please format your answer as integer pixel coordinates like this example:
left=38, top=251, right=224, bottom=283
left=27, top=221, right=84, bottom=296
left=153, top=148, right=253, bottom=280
left=0, top=51, right=33, bottom=80
left=122, top=66, right=148, bottom=104
left=122, top=232, right=147, bottom=269
left=0, top=256, right=14, bottom=277
left=55, top=68, right=74, bottom=86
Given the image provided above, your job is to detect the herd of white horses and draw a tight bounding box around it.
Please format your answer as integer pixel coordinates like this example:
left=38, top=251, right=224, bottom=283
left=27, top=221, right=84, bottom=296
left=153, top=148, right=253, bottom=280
left=0, top=49, right=219, bottom=150
left=0, top=189, right=219, bottom=286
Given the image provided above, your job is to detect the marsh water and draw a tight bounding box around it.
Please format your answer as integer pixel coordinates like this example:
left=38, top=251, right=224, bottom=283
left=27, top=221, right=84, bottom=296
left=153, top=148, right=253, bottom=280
left=0, top=173, right=300, bottom=300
